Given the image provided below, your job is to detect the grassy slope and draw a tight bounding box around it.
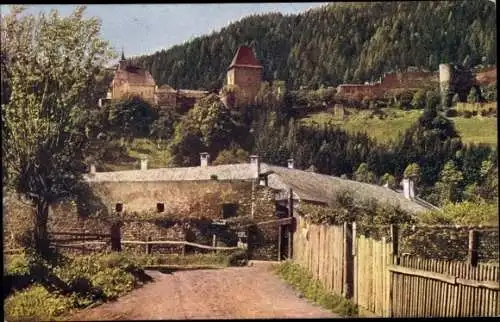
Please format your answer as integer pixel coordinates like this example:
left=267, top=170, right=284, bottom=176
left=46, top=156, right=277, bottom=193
left=301, top=107, right=497, bottom=146
left=453, top=117, right=497, bottom=146
left=101, top=138, right=172, bottom=171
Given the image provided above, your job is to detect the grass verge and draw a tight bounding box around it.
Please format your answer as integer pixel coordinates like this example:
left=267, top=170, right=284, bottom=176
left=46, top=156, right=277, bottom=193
left=274, top=260, right=358, bottom=317
left=129, top=249, right=248, bottom=268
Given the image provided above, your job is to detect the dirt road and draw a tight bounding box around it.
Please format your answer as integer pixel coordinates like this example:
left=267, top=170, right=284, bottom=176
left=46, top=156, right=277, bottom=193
left=69, top=262, right=338, bottom=320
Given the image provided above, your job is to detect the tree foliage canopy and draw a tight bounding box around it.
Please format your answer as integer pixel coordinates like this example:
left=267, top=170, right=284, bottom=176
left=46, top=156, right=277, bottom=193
left=1, top=5, right=114, bottom=255
left=130, top=1, right=496, bottom=90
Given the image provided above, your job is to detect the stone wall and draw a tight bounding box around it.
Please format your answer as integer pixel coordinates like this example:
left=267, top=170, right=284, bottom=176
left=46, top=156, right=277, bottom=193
left=381, top=71, right=438, bottom=89
left=3, top=181, right=279, bottom=259
left=88, top=180, right=256, bottom=217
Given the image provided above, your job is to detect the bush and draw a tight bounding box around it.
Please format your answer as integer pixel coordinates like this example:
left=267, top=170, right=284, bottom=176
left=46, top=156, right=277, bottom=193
left=463, top=110, right=473, bottom=118
left=4, top=284, right=74, bottom=321
left=445, top=109, right=458, bottom=117
left=4, top=252, right=151, bottom=321
left=420, top=201, right=498, bottom=226
left=4, top=252, right=30, bottom=276
left=129, top=252, right=234, bottom=267
left=275, top=261, right=357, bottom=316
left=226, top=249, right=248, bottom=266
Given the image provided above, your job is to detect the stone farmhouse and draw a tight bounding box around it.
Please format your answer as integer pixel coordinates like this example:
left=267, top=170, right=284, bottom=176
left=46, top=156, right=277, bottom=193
left=85, top=154, right=429, bottom=216
left=3, top=154, right=432, bottom=260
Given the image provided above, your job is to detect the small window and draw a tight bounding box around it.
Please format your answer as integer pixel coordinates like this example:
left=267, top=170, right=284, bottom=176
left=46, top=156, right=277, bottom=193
left=221, top=203, right=238, bottom=219
left=115, top=203, right=123, bottom=213
left=157, top=202, right=165, bottom=213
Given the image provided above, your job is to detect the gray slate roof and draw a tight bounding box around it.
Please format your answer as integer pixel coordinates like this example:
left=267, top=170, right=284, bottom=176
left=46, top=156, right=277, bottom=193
left=84, top=162, right=428, bottom=214
left=85, top=163, right=255, bottom=182
left=263, top=165, right=427, bottom=214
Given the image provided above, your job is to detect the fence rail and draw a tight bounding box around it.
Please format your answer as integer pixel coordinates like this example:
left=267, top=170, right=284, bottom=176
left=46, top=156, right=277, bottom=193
left=49, top=232, right=111, bottom=238
left=121, top=240, right=242, bottom=251
left=388, top=264, right=500, bottom=290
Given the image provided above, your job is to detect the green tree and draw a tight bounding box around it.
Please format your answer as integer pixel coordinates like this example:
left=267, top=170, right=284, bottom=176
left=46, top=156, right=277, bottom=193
left=1, top=6, right=114, bottom=257
left=106, top=97, right=157, bottom=142
left=355, top=163, right=376, bottom=183
left=435, top=160, right=464, bottom=204
left=381, top=173, right=396, bottom=188
left=476, top=158, right=499, bottom=201
left=150, top=108, right=179, bottom=147
left=212, top=145, right=250, bottom=165
left=411, top=89, right=426, bottom=109
left=168, top=94, right=240, bottom=166
left=404, top=163, right=421, bottom=182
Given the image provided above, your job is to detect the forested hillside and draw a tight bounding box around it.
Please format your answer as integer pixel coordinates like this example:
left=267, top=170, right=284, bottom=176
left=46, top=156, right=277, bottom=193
left=130, top=1, right=496, bottom=90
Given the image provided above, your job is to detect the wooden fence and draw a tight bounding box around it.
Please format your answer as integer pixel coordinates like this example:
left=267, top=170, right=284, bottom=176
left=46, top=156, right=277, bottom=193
left=355, top=234, right=392, bottom=317
left=293, top=218, right=345, bottom=296
left=49, top=231, right=111, bottom=253
left=292, top=216, right=500, bottom=317
left=5, top=230, right=245, bottom=256
left=390, top=256, right=499, bottom=317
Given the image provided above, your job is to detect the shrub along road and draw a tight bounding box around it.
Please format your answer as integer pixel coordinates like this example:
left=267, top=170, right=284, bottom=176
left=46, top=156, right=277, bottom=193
left=68, top=262, right=338, bottom=320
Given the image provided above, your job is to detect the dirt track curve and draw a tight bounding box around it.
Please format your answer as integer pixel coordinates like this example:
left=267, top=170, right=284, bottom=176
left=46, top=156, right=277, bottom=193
left=69, top=262, right=338, bottom=320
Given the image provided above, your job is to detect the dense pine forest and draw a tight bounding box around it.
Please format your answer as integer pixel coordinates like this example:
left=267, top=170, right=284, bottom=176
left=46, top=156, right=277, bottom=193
left=130, top=1, right=497, bottom=90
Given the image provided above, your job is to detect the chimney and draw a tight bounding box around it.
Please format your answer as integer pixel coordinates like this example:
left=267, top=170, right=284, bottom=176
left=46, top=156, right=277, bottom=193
left=90, top=163, right=96, bottom=174
left=409, top=179, right=415, bottom=199
left=402, top=178, right=415, bottom=200
left=287, top=158, right=294, bottom=169
left=140, top=158, right=148, bottom=171
left=250, top=155, right=260, bottom=179
left=200, top=152, right=210, bottom=168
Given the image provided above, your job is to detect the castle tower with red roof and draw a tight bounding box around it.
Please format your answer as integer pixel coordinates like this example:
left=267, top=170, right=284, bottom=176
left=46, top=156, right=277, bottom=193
left=226, top=46, right=263, bottom=106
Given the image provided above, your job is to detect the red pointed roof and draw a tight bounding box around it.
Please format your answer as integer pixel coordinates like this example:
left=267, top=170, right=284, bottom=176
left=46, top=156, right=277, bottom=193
left=228, top=46, right=263, bottom=70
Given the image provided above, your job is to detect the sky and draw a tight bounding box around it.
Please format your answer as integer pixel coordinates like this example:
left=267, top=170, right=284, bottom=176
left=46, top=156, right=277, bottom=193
left=0, top=3, right=328, bottom=58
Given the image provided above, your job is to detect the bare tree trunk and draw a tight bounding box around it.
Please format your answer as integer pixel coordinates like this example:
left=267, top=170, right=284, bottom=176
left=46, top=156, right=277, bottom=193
left=35, top=200, right=50, bottom=257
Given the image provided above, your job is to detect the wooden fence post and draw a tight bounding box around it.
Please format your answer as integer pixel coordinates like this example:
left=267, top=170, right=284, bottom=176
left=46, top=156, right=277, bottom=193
left=352, top=222, right=357, bottom=305
left=146, top=236, right=152, bottom=255
left=389, top=224, right=399, bottom=318
left=390, top=224, right=399, bottom=265
left=278, top=225, right=282, bottom=261
left=287, top=188, right=293, bottom=259
left=468, top=229, right=479, bottom=266
left=212, top=234, right=217, bottom=253
left=343, top=222, right=354, bottom=299
left=110, top=223, right=121, bottom=252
